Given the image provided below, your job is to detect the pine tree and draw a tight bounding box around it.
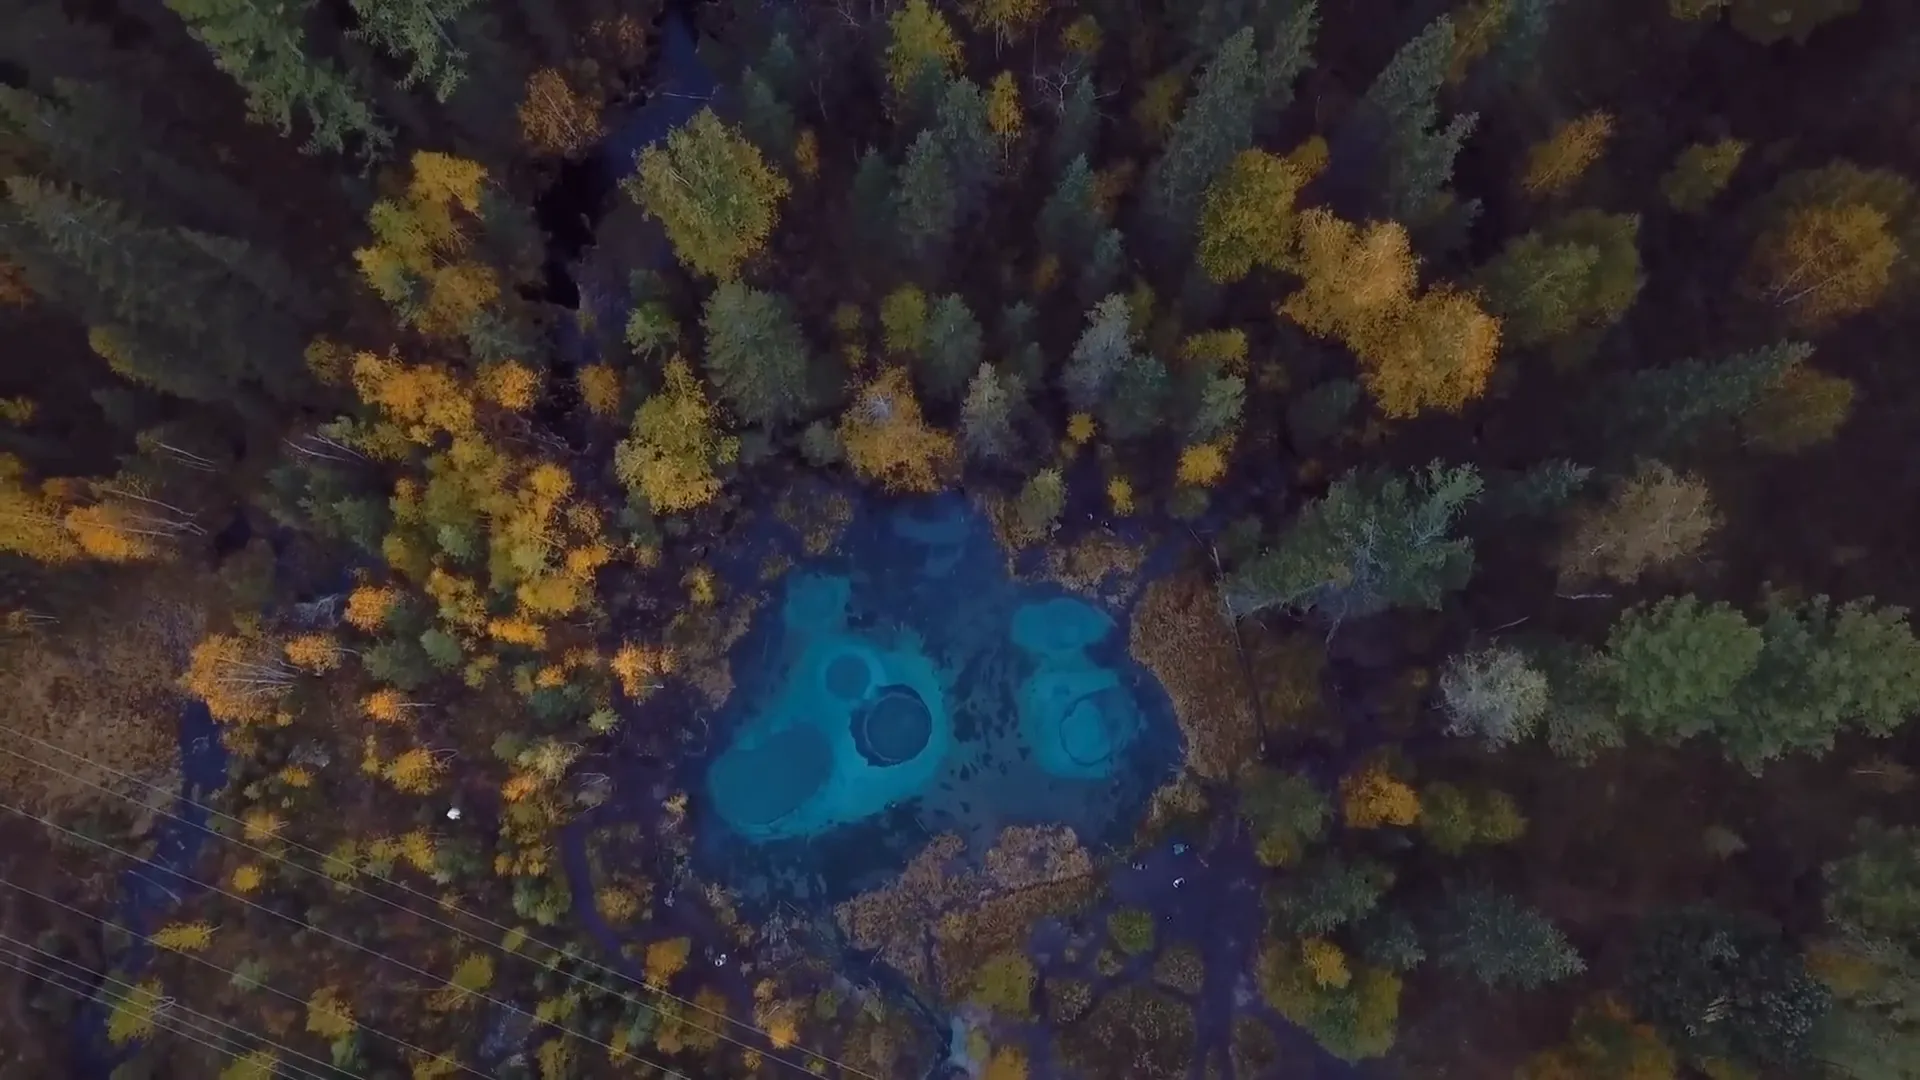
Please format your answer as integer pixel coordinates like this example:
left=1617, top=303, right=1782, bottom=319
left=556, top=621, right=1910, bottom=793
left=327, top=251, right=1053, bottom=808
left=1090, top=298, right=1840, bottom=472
left=1039, top=154, right=1102, bottom=259
left=1223, top=462, right=1482, bottom=622
left=630, top=108, right=790, bottom=280
left=961, top=363, right=1018, bottom=463
left=347, top=0, right=479, bottom=102
left=1099, top=352, right=1169, bottom=441
left=739, top=66, right=795, bottom=157
left=935, top=78, right=998, bottom=226
left=0, top=81, right=265, bottom=236
left=1062, top=294, right=1136, bottom=412
left=893, top=129, right=959, bottom=267
left=847, top=148, right=899, bottom=254
left=1432, top=886, right=1583, bottom=989
left=701, top=283, right=816, bottom=427
left=3, top=177, right=310, bottom=404
left=1077, top=228, right=1126, bottom=307
left=1048, top=75, right=1099, bottom=177
left=1350, top=16, right=1478, bottom=224
left=920, top=294, right=983, bottom=402
left=1604, top=340, right=1811, bottom=455
left=1143, top=29, right=1263, bottom=251
left=164, top=0, right=391, bottom=159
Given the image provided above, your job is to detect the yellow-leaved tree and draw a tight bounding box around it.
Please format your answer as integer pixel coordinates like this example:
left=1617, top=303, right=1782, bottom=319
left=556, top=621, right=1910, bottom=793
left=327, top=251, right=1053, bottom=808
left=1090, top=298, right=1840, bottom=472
left=841, top=368, right=958, bottom=493
left=613, top=358, right=739, bottom=513
left=1282, top=209, right=1500, bottom=417
left=1196, top=139, right=1327, bottom=283
left=887, top=0, right=963, bottom=94
left=1520, top=111, right=1615, bottom=198
left=628, top=109, right=789, bottom=281
left=355, top=152, right=508, bottom=341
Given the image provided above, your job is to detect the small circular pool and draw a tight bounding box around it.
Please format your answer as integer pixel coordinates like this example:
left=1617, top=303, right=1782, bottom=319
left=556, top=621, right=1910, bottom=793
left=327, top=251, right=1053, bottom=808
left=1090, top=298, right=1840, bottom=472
left=855, top=686, right=933, bottom=766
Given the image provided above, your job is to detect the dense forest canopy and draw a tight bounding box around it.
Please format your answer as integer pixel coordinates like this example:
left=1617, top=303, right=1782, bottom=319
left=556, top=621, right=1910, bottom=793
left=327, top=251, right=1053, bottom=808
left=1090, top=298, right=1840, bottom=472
left=3, top=0, right=1920, bottom=1077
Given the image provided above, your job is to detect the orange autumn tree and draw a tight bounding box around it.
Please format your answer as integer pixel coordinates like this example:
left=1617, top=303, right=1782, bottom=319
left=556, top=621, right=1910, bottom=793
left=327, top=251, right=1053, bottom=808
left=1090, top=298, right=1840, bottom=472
left=182, top=631, right=302, bottom=726
left=1282, top=209, right=1501, bottom=418
left=517, top=68, right=605, bottom=157
left=1520, top=111, right=1615, bottom=198
left=841, top=367, right=959, bottom=493
left=355, top=152, right=507, bottom=342
left=1341, top=764, right=1421, bottom=828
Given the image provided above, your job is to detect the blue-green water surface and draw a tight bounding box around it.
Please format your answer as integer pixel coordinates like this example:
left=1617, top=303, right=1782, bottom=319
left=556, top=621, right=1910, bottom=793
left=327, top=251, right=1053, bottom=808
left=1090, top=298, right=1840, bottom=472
left=691, top=492, right=1183, bottom=910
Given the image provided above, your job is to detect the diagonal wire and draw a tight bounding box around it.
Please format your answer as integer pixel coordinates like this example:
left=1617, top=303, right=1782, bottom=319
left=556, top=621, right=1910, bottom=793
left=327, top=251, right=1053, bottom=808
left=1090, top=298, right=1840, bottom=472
left=0, top=795, right=701, bottom=1080
left=0, top=935, right=342, bottom=1080
left=0, top=874, right=496, bottom=1079
left=0, top=728, right=871, bottom=1079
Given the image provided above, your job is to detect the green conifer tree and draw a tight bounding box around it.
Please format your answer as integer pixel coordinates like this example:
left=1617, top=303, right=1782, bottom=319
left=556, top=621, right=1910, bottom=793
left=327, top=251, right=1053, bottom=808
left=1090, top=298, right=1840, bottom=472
left=164, top=0, right=392, bottom=159
left=920, top=294, right=983, bottom=402
left=700, top=283, right=816, bottom=427
left=1143, top=29, right=1262, bottom=251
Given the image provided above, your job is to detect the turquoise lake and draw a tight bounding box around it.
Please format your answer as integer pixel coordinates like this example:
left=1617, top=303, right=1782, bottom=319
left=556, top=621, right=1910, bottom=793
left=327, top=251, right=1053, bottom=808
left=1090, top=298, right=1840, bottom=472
left=690, top=492, right=1184, bottom=909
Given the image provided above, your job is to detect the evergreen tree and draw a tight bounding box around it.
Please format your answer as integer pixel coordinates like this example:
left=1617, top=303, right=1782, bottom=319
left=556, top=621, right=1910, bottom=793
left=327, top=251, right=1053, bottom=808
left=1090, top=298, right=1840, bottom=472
left=847, top=148, right=898, bottom=254
left=1077, top=228, right=1126, bottom=307
left=164, top=0, right=392, bottom=159
left=960, top=363, right=1017, bottom=463
left=1181, top=369, right=1245, bottom=443
left=0, top=81, right=265, bottom=237
left=1286, top=379, right=1360, bottom=450
left=1432, top=886, right=1583, bottom=990
left=1098, top=352, right=1168, bottom=442
left=739, top=67, right=795, bottom=156
left=1223, top=462, right=1482, bottom=622
left=1142, top=29, right=1263, bottom=251
left=1348, top=16, right=1478, bottom=224
left=700, top=283, right=816, bottom=427
left=347, top=0, right=479, bottom=103
left=1604, top=341, right=1811, bottom=455
left=1048, top=75, right=1098, bottom=177
left=920, top=294, right=983, bottom=402
left=1062, top=294, right=1136, bottom=412
left=893, top=130, right=959, bottom=268
left=1629, top=907, right=1830, bottom=1069
left=2, top=178, right=310, bottom=404
left=935, top=78, right=997, bottom=226
left=1279, top=855, right=1394, bottom=935
left=1039, top=154, right=1101, bottom=259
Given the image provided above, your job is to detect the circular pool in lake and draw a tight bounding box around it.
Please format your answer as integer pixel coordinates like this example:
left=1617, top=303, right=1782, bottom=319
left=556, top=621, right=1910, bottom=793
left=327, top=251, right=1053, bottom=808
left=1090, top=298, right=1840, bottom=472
left=691, top=492, right=1183, bottom=907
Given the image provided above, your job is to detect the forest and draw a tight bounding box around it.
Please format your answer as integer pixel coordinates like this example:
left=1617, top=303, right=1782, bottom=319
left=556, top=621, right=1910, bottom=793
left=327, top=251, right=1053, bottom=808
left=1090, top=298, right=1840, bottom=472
left=3, top=0, right=1919, bottom=1076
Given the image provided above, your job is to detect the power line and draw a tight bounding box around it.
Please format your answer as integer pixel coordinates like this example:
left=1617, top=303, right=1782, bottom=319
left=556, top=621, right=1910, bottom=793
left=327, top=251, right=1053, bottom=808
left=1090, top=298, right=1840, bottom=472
left=0, top=728, right=872, bottom=1079
left=0, top=794, right=699, bottom=1080
left=0, top=936, right=341, bottom=1080
left=0, top=874, right=496, bottom=1079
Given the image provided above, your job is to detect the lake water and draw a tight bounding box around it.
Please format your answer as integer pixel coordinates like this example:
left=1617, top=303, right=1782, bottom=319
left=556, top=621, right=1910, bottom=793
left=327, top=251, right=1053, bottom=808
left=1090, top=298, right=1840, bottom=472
left=690, top=492, right=1185, bottom=912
